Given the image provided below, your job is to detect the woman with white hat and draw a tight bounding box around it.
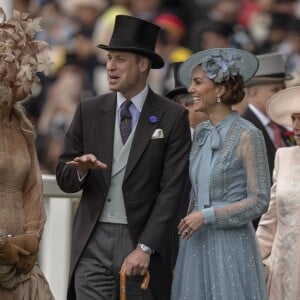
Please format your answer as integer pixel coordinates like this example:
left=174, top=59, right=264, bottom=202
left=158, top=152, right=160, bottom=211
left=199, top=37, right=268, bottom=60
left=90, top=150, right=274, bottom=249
left=171, top=48, right=270, bottom=299
left=257, top=86, right=300, bottom=299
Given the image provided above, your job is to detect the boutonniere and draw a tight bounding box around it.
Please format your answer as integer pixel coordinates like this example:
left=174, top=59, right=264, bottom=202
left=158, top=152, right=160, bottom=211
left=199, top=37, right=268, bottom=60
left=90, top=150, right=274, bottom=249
left=283, top=130, right=296, bottom=146
left=149, top=115, right=158, bottom=124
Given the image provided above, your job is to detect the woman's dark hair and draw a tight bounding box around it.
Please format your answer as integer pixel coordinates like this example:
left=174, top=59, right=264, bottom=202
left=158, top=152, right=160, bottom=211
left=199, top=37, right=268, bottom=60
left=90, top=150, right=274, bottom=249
left=218, top=74, right=245, bottom=105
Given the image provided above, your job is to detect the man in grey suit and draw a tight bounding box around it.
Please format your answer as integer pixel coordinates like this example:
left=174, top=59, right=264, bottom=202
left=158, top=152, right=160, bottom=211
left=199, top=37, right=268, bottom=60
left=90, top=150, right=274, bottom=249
left=242, top=52, right=294, bottom=179
left=242, top=52, right=294, bottom=229
left=56, top=15, right=191, bottom=300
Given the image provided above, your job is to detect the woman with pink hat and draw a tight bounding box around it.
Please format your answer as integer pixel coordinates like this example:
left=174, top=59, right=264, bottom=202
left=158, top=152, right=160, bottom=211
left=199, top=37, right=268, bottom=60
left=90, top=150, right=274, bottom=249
left=257, top=86, right=300, bottom=299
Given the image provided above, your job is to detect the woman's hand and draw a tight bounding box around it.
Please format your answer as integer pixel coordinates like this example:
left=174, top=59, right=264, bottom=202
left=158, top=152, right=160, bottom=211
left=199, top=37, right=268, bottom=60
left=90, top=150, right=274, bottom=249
left=16, top=253, right=37, bottom=274
left=178, top=211, right=204, bottom=240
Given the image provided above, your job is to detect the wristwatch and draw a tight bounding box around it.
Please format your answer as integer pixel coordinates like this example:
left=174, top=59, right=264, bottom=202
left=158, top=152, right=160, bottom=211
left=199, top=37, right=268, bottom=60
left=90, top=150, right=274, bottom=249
left=139, top=243, right=154, bottom=254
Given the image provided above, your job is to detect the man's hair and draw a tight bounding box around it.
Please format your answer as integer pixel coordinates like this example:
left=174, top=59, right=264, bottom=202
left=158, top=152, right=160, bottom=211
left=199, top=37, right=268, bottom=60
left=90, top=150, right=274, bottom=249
left=172, top=93, right=194, bottom=107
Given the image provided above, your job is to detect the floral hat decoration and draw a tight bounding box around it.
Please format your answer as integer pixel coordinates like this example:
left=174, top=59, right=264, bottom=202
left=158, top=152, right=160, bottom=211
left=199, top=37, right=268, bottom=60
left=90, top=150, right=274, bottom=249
left=0, top=8, right=51, bottom=106
left=178, top=48, right=259, bottom=87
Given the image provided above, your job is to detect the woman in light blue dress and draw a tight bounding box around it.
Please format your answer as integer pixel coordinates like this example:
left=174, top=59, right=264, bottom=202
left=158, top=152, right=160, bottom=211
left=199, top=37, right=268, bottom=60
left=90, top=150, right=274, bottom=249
left=171, top=48, right=270, bottom=300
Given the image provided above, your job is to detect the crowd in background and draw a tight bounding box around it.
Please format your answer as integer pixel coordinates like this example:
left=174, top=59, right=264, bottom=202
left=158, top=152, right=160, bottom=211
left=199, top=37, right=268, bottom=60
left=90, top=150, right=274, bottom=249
left=12, top=0, right=300, bottom=174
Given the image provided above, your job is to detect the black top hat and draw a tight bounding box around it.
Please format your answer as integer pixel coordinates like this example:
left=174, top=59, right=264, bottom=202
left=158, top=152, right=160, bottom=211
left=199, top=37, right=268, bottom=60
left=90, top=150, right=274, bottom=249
left=165, top=62, right=188, bottom=99
left=97, top=15, right=164, bottom=69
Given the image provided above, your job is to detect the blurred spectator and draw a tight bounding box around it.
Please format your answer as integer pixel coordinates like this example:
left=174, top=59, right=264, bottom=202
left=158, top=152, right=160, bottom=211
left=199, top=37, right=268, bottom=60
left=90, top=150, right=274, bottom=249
left=282, top=18, right=300, bottom=76
left=248, top=0, right=298, bottom=52
left=189, top=18, right=236, bottom=52
left=38, top=65, right=84, bottom=137
left=188, top=0, right=254, bottom=52
left=254, top=12, right=292, bottom=54
left=34, top=65, right=85, bottom=174
left=150, top=12, right=192, bottom=95
left=23, top=0, right=78, bottom=126
left=65, top=0, right=108, bottom=95
left=129, top=0, right=162, bottom=21
left=242, top=52, right=294, bottom=190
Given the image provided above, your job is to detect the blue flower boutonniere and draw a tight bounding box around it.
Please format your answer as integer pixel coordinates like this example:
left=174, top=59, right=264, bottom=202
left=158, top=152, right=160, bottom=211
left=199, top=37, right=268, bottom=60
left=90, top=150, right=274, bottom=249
left=149, top=115, right=158, bottom=124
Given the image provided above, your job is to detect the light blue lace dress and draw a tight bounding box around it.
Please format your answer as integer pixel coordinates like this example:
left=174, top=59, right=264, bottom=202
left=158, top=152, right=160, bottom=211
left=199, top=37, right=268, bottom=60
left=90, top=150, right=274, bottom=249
left=171, top=112, right=270, bottom=300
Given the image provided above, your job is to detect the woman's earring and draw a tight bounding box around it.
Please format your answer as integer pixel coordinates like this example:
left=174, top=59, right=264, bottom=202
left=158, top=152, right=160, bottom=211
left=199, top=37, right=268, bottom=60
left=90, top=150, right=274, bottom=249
left=216, top=96, right=222, bottom=103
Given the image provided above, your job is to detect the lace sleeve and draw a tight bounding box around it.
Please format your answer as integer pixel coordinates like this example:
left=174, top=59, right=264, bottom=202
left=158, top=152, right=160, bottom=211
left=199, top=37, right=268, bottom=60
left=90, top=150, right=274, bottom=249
left=22, top=138, right=46, bottom=238
left=187, top=187, right=196, bottom=214
left=210, top=128, right=271, bottom=228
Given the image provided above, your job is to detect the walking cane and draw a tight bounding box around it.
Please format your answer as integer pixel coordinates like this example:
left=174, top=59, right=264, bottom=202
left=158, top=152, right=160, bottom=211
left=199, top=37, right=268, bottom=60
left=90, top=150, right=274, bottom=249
left=119, top=265, right=150, bottom=300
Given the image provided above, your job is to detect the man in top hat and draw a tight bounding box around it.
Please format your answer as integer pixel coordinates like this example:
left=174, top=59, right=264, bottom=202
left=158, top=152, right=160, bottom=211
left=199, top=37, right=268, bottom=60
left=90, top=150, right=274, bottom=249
left=56, top=15, right=191, bottom=300
left=242, top=52, right=294, bottom=228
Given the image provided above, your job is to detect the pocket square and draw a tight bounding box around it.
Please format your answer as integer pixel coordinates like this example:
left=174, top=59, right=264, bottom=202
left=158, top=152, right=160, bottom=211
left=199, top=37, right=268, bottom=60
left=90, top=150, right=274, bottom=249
left=151, top=128, right=164, bottom=139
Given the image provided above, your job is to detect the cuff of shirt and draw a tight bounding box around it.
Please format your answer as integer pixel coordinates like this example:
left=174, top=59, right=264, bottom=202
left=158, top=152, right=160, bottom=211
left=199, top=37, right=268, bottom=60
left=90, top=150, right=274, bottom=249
left=202, top=207, right=216, bottom=225
left=77, top=170, right=88, bottom=182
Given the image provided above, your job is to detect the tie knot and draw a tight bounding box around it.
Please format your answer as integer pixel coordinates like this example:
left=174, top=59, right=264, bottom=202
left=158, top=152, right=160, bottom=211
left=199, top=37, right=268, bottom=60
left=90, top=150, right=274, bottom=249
left=124, top=99, right=132, bottom=109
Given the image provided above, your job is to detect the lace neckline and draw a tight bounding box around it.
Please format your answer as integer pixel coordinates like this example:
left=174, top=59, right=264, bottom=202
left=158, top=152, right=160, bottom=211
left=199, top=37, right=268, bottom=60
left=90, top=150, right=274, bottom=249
left=208, top=111, right=239, bottom=130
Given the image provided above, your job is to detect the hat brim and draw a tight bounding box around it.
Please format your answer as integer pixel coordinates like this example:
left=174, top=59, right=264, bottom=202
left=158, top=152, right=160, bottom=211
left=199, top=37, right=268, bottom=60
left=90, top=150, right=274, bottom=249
left=267, top=86, right=300, bottom=127
left=165, top=87, right=188, bottom=99
left=97, top=44, right=164, bottom=69
left=245, top=74, right=294, bottom=86
left=178, top=48, right=259, bottom=87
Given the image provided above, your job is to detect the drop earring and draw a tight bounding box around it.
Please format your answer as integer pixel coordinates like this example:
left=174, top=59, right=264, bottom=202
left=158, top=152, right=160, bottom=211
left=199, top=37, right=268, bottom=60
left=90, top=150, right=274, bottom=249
left=216, top=96, right=222, bottom=103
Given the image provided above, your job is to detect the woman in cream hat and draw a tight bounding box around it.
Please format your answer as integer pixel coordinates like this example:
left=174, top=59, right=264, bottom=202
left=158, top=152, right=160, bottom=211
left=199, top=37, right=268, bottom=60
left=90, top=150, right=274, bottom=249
left=257, top=86, right=300, bottom=299
left=171, top=48, right=270, bottom=299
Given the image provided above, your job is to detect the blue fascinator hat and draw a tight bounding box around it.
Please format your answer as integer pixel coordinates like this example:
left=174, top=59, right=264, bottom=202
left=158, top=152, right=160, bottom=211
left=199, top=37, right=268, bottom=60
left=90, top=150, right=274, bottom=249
left=178, top=48, right=259, bottom=87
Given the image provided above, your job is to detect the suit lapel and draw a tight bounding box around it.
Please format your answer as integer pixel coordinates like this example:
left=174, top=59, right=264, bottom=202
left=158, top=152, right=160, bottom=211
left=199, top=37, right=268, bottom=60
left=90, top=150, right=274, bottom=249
left=112, top=125, right=137, bottom=177
left=244, top=108, right=276, bottom=160
left=94, top=94, right=116, bottom=187
left=124, top=90, right=164, bottom=180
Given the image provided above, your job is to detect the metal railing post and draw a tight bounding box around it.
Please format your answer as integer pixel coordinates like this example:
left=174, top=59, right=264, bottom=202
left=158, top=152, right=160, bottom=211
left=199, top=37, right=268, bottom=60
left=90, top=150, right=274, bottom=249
left=40, top=175, right=80, bottom=300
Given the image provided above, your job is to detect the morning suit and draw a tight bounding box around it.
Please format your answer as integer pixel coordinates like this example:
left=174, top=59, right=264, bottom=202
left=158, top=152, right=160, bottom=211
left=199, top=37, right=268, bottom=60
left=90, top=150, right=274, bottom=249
left=56, top=88, right=191, bottom=299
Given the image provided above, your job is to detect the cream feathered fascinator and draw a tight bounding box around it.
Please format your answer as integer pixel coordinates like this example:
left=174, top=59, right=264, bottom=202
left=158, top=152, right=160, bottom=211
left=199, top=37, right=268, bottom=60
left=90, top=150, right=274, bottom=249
left=0, top=8, right=51, bottom=106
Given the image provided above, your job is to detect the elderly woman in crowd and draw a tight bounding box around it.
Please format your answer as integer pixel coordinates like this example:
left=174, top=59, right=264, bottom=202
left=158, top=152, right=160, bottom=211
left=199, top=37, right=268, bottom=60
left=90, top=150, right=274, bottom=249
left=171, top=48, right=270, bottom=299
left=257, top=86, right=300, bottom=299
left=0, top=9, right=53, bottom=299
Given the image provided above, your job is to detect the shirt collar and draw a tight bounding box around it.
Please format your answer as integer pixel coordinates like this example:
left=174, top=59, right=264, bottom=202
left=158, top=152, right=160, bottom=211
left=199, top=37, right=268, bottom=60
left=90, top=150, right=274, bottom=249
left=249, top=104, right=270, bottom=127
left=117, top=85, right=149, bottom=112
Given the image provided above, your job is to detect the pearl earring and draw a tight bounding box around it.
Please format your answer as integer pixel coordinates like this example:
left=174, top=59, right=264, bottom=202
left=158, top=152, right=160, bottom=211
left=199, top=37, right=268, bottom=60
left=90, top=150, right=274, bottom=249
left=216, top=96, right=222, bottom=103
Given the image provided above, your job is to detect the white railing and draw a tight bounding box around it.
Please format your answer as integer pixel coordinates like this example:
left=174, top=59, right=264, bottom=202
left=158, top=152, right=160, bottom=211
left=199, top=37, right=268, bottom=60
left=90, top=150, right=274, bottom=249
left=40, top=175, right=81, bottom=300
